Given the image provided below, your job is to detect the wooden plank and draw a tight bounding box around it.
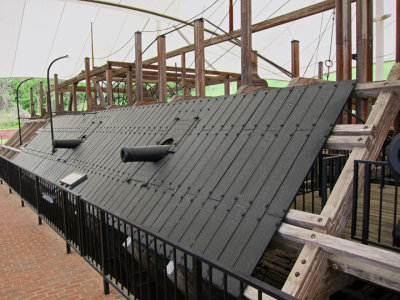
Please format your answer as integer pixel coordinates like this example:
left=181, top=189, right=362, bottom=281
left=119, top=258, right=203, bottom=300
left=291, top=40, right=300, bottom=77
left=85, top=57, right=92, bottom=111
left=54, top=74, right=60, bottom=113
left=1, top=145, right=21, bottom=153
left=39, top=82, right=45, bottom=116
left=331, top=124, right=374, bottom=136
left=352, top=79, right=400, bottom=98
left=106, top=68, right=113, bottom=106
left=278, top=223, right=400, bottom=274
left=143, top=0, right=343, bottom=65
left=284, top=210, right=331, bottom=231
left=135, top=31, right=143, bottom=103
left=126, top=68, right=133, bottom=105
left=181, top=53, right=190, bottom=96
left=157, top=35, right=167, bottom=102
left=241, top=0, right=252, bottom=85
left=326, top=135, right=370, bottom=150
left=194, top=19, right=205, bottom=97
left=224, top=76, right=230, bottom=96
left=72, top=83, right=77, bottom=112
left=318, top=62, right=323, bottom=79
left=282, top=90, right=400, bottom=298
left=335, top=0, right=344, bottom=81
left=29, top=87, right=35, bottom=117
left=329, top=254, right=400, bottom=292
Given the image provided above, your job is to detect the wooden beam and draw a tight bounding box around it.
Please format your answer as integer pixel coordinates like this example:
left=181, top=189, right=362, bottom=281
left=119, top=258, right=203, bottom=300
left=54, top=74, right=60, bottom=113
left=343, top=0, right=352, bottom=80
left=224, top=76, right=230, bottom=96
left=85, top=57, right=93, bottom=111
left=229, top=0, right=233, bottom=32
left=318, top=62, right=323, bottom=79
left=135, top=31, right=143, bottom=103
left=127, top=68, right=133, bottom=105
left=60, top=92, right=64, bottom=112
left=157, top=35, right=167, bottom=102
left=331, top=124, right=374, bottom=136
left=106, top=68, right=113, bottom=106
left=335, top=0, right=344, bottom=81
left=284, top=210, right=332, bottom=231
left=291, top=40, right=300, bottom=77
left=283, top=90, right=400, bottom=298
left=29, top=87, right=34, bottom=118
left=72, top=83, right=78, bottom=112
left=143, top=0, right=344, bottom=65
left=278, top=223, right=400, bottom=274
left=181, top=53, right=190, bottom=96
left=329, top=254, right=400, bottom=292
left=326, top=135, right=370, bottom=150
left=194, top=19, right=205, bottom=97
left=241, top=0, right=252, bottom=85
left=39, top=82, right=45, bottom=117
left=352, top=79, right=400, bottom=98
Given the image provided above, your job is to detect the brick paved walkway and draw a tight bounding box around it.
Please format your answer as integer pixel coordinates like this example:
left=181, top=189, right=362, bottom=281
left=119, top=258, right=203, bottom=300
left=0, top=183, right=123, bottom=299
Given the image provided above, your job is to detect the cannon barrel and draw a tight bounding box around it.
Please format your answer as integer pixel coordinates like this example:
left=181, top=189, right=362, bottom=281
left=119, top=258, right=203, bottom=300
left=53, top=139, right=83, bottom=149
left=121, top=145, right=171, bottom=162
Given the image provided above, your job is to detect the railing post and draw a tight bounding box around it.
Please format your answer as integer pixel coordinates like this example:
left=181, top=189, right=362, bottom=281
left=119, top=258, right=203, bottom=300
left=361, top=162, right=371, bottom=244
left=62, top=190, right=71, bottom=254
left=78, top=198, right=87, bottom=256
left=35, top=176, right=42, bottom=225
left=18, top=168, right=24, bottom=207
left=321, top=157, right=327, bottom=208
left=99, top=210, right=110, bottom=295
left=192, top=257, right=203, bottom=300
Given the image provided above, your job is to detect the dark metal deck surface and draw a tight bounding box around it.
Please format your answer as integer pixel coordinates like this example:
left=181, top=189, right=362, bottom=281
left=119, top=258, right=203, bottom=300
left=14, top=81, right=355, bottom=276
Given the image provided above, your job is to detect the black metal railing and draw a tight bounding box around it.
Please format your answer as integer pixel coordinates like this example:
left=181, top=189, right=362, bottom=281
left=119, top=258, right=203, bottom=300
left=352, top=160, right=400, bottom=252
left=293, top=153, right=346, bottom=214
left=0, top=156, right=295, bottom=300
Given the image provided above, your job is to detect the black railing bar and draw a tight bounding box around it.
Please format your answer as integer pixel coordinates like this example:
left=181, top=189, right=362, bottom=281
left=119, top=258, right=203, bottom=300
left=154, top=238, right=159, bottom=300
left=123, top=222, right=129, bottom=295
left=146, top=234, right=151, bottom=298
left=0, top=159, right=295, bottom=300
left=378, top=166, right=384, bottom=244
left=393, top=178, right=399, bottom=248
left=352, top=161, right=359, bottom=239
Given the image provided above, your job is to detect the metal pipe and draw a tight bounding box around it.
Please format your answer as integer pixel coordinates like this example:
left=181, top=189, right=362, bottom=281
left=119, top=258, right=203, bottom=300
left=120, top=145, right=171, bottom=162
left=16, top=77, right=33, bottom=146
left=47, top=55, right=68, bottom=153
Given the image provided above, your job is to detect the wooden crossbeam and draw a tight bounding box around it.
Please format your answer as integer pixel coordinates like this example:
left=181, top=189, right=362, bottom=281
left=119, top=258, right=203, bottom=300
left=282, top=64, right=400, bottom=298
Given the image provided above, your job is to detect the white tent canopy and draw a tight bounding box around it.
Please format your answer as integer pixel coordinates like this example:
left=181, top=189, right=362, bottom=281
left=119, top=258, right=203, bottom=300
left=0, top=0, right=396, bottom=81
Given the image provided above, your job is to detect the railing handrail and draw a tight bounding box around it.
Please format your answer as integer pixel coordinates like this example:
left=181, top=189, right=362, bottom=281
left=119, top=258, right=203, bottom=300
left=1, top=155, right=295, bottom=300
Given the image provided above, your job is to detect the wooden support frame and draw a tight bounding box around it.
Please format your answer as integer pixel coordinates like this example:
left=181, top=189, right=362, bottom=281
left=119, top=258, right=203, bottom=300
left=135, top=31, right=143, bottom=103
left=85, top=57, right=93, bottom=111
left=241, top=0, right=252, bottom=85
left=194, top=19, right=205, bottom=97
left=126, top=67, right=133, bottom=105
left=157, top=35, right=167, bottom=102
left=54, top=74, right=60, bottom=113
left=39, top=82, right=45, bottom=117
left=106, top=67, right=113, bottom=106
left=29, top=87, right=34, bottom=118
left=291, top=40, right=300, bottom=77
left=181, top=53, right=190, bottom=96
left=72, top=83, right=77, bottom=112
left=281, top=64, right=400, bottom=298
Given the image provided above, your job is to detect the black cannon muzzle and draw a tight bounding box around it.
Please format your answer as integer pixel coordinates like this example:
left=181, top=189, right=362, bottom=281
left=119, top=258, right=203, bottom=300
left=121, top=145, right=171, bottom=162
left=53, top=139, right=83, bottom=149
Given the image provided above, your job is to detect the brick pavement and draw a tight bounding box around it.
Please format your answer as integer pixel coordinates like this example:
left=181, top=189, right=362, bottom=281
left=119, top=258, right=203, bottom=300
left=0, top=182, right=123, bottom=299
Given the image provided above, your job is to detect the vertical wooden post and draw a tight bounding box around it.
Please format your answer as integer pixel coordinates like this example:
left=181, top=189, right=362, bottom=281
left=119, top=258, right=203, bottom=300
left=127, top=68, right=133, bottom=106
left=343, top=0, right=352, bottom=80
left=72, top=83, right=78, bottom=112
left=39, top=82, right=45, bottom=116
left=157, top=35, right=167, bottom=102
left=224, top=76, right=230, bottom=96
left=356, top=0, right=372, bottom=122
left=291, top=40, right=300, bottom=77
left=229, top=0, right=233, bottom=32
left=60, top=92, right=64, bottom=112
left=397, top=0, right=400, bottom=63
left=106, top=65, right=113, bottom=106
left=343, top=0, right=353, bottom=124
left=194, top=19, right=205, bottom=97
left=335, top=0, right=344, bottom=81
left=318, top=62, right=323, bottom=79
left=135, top=32, right=143, bottom=103
left=54, top=74, right=60, bottom=113
left=30, top=87, right=34, bottom=118
left=85, top=57, right=92, bottom=111
left=241, top=0, right=252, bottom=85
left=181, top=53, right=190, bottom=96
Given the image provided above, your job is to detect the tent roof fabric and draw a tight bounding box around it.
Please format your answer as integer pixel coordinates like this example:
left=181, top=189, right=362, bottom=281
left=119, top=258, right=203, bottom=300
left=0, top=0, right=395, bottom=80
left=13, top=80, right=355, bottom=282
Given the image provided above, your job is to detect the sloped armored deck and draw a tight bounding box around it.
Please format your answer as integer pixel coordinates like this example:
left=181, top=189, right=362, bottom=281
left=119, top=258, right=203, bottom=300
left=13, top=81, right=355, bottom=278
